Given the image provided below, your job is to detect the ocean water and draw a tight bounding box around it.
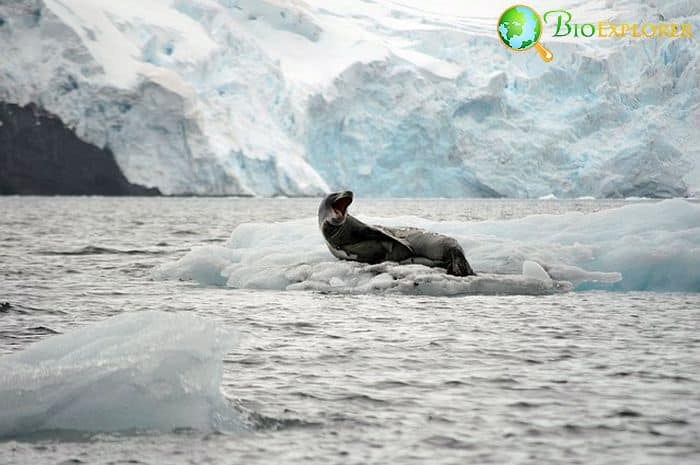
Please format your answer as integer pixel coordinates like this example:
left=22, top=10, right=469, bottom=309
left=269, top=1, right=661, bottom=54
left=1, top=197, right=699, bottom=465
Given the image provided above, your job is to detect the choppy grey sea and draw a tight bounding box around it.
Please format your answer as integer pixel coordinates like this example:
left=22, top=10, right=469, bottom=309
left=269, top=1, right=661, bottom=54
left=1, top=197, right=699, bottom=465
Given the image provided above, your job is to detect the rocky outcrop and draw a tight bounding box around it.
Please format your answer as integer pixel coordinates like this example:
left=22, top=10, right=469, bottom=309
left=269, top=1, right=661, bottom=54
left=0, top=102, right=159, bottom=195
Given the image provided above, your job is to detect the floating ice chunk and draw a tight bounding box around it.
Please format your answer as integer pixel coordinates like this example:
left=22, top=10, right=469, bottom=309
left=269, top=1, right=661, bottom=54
left=522, top=260, right=551, bottom=282
left=0, top=311, right=243, bottom=438
left=545, top=264, right=622, bottom=286
left=152, top=245, right=235, bottom=286
left=281, top=262, right=571, bottom=295
left=155, top=225, right=573, bottom=296
left=155, top=199, right=700, bottom=293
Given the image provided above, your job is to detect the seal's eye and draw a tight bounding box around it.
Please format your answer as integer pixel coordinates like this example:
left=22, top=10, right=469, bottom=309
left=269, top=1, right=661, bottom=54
left=332, top=196, right=352, bottom=216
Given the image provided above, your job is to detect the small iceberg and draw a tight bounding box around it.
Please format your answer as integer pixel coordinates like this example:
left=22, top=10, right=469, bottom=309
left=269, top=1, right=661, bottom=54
left=154, top=199, right=700, bottom=293
left=0, top=311, right=243, bottom=438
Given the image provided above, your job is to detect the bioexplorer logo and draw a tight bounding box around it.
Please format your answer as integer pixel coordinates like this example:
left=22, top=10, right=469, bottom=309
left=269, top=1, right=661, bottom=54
left=497, top=5, right=694, bottom=63
left=497, top=5, right=554, bottom=62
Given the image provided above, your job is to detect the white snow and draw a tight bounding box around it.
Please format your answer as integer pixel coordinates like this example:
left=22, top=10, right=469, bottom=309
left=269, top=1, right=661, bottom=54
left=0, top=311, right=243, bottom=437
left=0, top=0, right=697, bottom=196
left=154, top=199, right=700, bottom=293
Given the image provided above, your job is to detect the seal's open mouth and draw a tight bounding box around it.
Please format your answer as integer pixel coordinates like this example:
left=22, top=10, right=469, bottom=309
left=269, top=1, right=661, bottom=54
left=332, top=193, right=353, bottom=216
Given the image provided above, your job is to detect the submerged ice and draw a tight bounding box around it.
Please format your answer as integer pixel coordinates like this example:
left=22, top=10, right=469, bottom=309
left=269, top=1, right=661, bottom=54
left=155, top=199, right=700, bottom=294
left=0, top=311, right=242, bottom=437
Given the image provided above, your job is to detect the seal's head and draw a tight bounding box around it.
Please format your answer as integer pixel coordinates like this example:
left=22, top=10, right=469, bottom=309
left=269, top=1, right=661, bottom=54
left=318, top=191, right=354, bottom=227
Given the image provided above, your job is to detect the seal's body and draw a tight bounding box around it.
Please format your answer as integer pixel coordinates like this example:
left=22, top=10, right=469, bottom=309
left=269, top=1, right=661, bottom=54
left=318, top=191, right=475, bottom=276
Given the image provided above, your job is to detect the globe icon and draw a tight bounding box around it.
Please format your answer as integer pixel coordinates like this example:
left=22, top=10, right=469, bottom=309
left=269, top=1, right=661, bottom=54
left=497, top=5, right=553, bottom=61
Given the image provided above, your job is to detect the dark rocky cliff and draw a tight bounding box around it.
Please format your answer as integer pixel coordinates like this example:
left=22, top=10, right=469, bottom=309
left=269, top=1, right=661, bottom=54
left=0, top=102, right=159, bottom=195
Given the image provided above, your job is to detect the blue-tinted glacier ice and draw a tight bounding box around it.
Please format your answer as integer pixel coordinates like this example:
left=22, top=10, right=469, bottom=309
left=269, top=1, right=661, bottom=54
left=0, top=0, right=697, bottom=196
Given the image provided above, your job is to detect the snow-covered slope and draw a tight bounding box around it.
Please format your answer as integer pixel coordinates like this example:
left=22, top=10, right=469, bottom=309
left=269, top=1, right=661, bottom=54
left=1, top=0, right=698, bottom=196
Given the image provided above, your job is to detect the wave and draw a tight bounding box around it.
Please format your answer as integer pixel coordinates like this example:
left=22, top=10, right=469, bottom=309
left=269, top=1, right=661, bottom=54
left=154, top=199, right=700, bottom=293
left=38, top=245, right=167, bottom=256
left=0, top=311, right=244, bottom=438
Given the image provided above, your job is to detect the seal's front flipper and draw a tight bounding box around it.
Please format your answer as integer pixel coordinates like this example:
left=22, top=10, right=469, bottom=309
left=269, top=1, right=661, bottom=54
left=366, top=225, right=415, bottom=255
left=371, top=226, right=416, bottom=254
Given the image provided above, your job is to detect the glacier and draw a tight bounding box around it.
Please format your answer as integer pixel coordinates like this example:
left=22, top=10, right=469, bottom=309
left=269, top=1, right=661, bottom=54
left=0, top=0, right=698, bottom=197
left=153, top=199, right=700, bottom=293
left=0, top=311, right=244, bottom=437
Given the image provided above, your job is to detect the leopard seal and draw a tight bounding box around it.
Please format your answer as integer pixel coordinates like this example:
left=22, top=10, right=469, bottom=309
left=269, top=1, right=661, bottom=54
left=318, top=191, right=475, bottom=276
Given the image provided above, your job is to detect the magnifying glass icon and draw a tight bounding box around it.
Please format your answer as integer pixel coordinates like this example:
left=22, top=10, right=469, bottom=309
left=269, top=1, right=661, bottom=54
left=498, top=5, right=553, bottom=62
